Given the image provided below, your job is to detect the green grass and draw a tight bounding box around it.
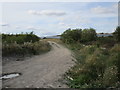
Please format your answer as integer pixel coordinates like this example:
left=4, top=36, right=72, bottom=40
left=65, top=43, right=120, bottom=88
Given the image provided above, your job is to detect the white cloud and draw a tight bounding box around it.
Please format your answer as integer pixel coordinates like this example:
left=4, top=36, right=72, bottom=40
left=0, top=22, right=9, bottom=26
left=58, top=22, right=78, bottom=29
left=91, top=4, right=117, bottom=15
left=15, top=26, right=20, bottom=29
left=58, top=22, right=65, bottom=25
left=28, top=10, right=66, bottom=16
left=26, top=26, right=38, bottom=30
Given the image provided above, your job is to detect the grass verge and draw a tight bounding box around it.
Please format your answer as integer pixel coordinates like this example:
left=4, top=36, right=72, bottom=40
left=65, top=43, right=120, bottom=88
left=2, top=41, right=51, bottom=57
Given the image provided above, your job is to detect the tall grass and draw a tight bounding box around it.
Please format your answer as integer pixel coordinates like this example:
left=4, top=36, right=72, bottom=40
left=65, top=43, right=120, bottom=88
left=2, top=41, right=51, bottom=57
left=2, top=33, right=51, bottom=57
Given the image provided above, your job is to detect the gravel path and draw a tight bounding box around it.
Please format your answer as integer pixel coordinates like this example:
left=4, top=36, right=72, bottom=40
left=2, top=41, right=74, bottom=88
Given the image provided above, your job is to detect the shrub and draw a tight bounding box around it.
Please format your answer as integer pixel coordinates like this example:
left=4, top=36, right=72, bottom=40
left=2, top=41, right=51, bottom=57
left=65, top=43, right=120, bottom=88
left=109, top=44, right=120, bottom=81
left=97, top=37, right=116, bottom=48
left=2, top=32, right=40, bottom=44
left=61, top=28, right=82, bottom=44
left=102, top=66, right=118, bottom=87
left=113, top=26, right=120, bottom=42
left=61, top=28, right=97, bottom=44
left=81, top=28, right=97, bottom=42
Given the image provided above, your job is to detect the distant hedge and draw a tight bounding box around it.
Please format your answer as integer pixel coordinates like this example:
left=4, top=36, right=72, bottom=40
left=2, top=32, right=40, bottom=44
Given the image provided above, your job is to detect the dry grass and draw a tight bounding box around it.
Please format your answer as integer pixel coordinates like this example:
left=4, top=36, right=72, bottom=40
left=42, top=38, right=62, bottom=44
left=66, top=43, right=120, bottom=88
left=2, top=41, right=51, bottom=57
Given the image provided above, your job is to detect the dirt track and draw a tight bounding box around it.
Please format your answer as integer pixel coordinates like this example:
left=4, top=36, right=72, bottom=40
left=2, top=41, right=74, bottom=88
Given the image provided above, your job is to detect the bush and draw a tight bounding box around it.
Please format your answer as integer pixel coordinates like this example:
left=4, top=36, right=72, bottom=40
left=65, top=43, right=120, bottom=88
left=96, top=37, right=116, bottom=48
left=61, top=28, right=82, bottom=44
left=2, top=41, right=51, bottom=57
left=61, top=28, right=97, bottom=44
left=109, top=44, right=120, bottom=81
left=2, top=32, right=40, bottom=44
left=81, top=28, right=97, bottom=42
left=62, top=26, right=119, bottom=88
left=113, top=26, right=120, bottom=42
left=102, top=66, right=118, bottom=87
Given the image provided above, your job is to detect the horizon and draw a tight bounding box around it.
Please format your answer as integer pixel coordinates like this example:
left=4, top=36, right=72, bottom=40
left=0, top=2, right=118, bottom=37
left=1, top=31, right=114, bottom=37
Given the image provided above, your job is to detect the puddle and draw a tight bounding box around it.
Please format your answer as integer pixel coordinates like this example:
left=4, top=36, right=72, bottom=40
left=0, top=73, right=21, bottom=80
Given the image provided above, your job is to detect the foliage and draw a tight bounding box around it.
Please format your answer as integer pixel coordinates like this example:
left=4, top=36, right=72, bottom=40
left=2, top=32, right=51, bottom=57
left=113, top=26, right=120, bottom=42
left=2, top=41, right=51, bottom=57
left=81, top=28, right=97, bottom=42
left=65, top=43, right=120, bottom=88
left=96, top=36, right=116, bottom=48
left=61, top=28, right=82, bottom=44
left=2, top=32, right=40, bottom=44
left=61, top=28, right=97, bottom=44
left=61, top=27, right=119, bottom=88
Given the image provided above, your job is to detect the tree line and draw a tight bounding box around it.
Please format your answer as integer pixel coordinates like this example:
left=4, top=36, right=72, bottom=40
left=61, top=26, right=120, bottom=44
left=2, top=31, right=40, bottom=44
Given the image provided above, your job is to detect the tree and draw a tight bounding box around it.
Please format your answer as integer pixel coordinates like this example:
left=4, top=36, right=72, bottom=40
left=113, top=26, right=120, bottom=42
left=61, top=28, right=97, bottom=43
left=61, top=28, right=82, bottom=44
left=81, top=28, right=97, bottom=42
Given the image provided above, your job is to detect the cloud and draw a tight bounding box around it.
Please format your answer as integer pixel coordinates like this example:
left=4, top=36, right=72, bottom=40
left=26, top=26, right=38, bottom=30
left=58, top=22, right=65, bottom=25
left=28, top=10, right=66, bottom=16
left=15, top=26, right=21, bottom=29
left=0, top=22, right=9, bottom=26
left=91, top=5, right=116, bottom=14
left=58, top=22, right=77, bottom=29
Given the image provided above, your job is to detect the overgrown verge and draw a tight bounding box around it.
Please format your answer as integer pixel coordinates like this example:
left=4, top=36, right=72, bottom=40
left=2, top=33, right=51, bottom=57
left=65, top=43, right=120, bottom=88
left=2, top=41, right=51, bottom=57
left=61, top=27, right=120, bottom=88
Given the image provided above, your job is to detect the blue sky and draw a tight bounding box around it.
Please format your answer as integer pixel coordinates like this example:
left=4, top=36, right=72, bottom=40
left=0, top=2, right=118, bottom=36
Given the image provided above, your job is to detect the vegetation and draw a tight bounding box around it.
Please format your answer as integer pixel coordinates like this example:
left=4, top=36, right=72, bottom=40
left=61, top=28, right=82, bottom=44
left=113, top=26, right=120, bottom=42
left=2, top=32, right=40, bottom=44
left=81, top=28, right=97, bottom=42
left=2, top=32, right=51, bottom=57
left=43, top=38, right=62, bottom=44
left=61, top=27, right=120, bottom=88
left=61, top=28, right=96, bottom=44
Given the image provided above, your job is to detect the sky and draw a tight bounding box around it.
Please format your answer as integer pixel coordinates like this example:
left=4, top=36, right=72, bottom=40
left=0, top=1, right=118, bottom=37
